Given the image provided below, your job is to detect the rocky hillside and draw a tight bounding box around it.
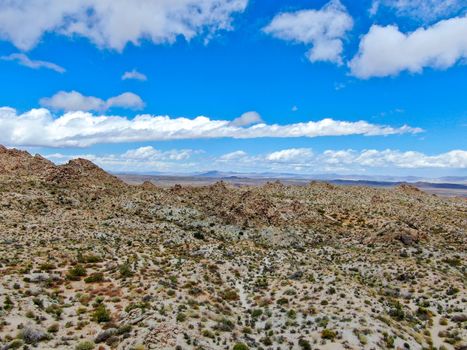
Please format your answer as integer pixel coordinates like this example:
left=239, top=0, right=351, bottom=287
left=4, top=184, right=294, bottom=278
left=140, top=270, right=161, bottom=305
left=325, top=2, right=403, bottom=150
left=0, top=145, right=124, bottom=189
left=0, top=147, right=465, bottom=350
left=0, top=145, right=56, bottom=177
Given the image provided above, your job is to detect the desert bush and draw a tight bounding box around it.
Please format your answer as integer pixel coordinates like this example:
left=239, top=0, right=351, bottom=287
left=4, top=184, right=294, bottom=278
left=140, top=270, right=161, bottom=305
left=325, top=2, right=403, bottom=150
left=48, top=323, right=59, bottom=333
left=45, top=304, right=63, bottom=320
left=75, top=341, right=95, bottom=350
left=67, top=265, right=87, bottom=280
left=39, top=263, right=56, bottom=271
left=193, top=232, right=205, bottom=240
left=233, top=343, right=249, bottom=350
left=298, top=338, right=311, bottom=350
left=251, top=309, right=262, bottom=318
left=221, top=289, right=239, bottom=301
left=321, top=329, right=337, bottom=340
left=215, top=318, right=235, bottom=332
left=176, top=312, right=187, bottom=322
left=92, top=304, right=111, bottom=323
left=84, top=272, right=104, bottom=283
left=78, top=252, right=102, bottom=264
left=202, top=329, right=215, bottom=338
left=119, top=263, right=133, bottom=278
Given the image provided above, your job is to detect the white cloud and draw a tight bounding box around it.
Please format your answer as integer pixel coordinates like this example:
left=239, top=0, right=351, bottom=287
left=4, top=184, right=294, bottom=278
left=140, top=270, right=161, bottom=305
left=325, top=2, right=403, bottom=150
left=370, top=0, right=466, bottom=22
left=263, top=0, right=353, bottom=64
left=218, top=150, right=248, bottom=161
left=230, top=111, right=263, bottom=126
left=46, top=146, right=197, bottom=172
left=0, top=0, right=248, bottom=51
left=0, top=53, right=65, bottom=73
left=40, top=91, right=105, bottom=112
left=121, top=146, right=194, bottom=161
left=233, top=148, right=467, bottom=170
left=349, top=16, right=467, bottom=78
left=0, top=107, right=422, bottom=147
left=106, top=92, right=145, bottom=110
left=46, top=147, right=467, bottom=174
left=322, top=149, right=467, bottom=169
left=40, top=91, right=144, bottom=112
left=266, top=148, right=313, bottom=162
left=122, top=69, right=147, bottom=81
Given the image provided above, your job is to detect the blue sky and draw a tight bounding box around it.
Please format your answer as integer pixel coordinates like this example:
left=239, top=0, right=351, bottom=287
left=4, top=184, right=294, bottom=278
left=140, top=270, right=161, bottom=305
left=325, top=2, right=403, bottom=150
left=0, top=0, right=466, bottom=176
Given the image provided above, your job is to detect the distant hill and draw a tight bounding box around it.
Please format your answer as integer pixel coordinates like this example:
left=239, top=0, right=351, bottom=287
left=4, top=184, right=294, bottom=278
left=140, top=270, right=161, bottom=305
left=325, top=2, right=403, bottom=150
left=0, top=145, right=124, bottom=189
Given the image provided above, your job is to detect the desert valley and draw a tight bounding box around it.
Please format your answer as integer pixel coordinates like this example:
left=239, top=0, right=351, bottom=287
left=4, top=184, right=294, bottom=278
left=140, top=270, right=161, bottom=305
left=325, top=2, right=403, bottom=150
left=0, top=145, right=465, bottom=350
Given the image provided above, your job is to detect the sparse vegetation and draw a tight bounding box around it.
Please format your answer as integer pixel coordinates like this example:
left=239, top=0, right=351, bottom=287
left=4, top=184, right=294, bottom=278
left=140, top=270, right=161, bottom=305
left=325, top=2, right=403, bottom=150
left=0, top=146, right=465, bottom=350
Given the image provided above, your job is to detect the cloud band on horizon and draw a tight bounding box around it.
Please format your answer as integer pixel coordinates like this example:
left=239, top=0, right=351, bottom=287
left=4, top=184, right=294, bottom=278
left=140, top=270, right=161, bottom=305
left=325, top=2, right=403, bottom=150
left=0, top=107, right=423, bottom=148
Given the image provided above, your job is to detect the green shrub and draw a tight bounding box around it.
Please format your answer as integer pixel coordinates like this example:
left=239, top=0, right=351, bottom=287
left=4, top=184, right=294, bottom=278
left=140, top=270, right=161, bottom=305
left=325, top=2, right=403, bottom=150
left=117, top=324, right=132, bottom=335
left=47, top=323, right=59, bottom=333
left=84, top=272, right=104, bottom=283
left=78, top=253, right=102, bottom=264
left=75, top=341, right=95, bottom=350
left=39, top=263, right=56, bottom=271
left=4, top=295, right=13, bottom=310
left=66, top=265, right=87, bottom=280
left=251, top=309, right=263, bottom=318
left=8, top=340, right=23, bottom=349
left=233, top=343, right=249, bottom=350
left=119, top=263, right=133, bottom=278
left=125, top=302, right=149, bottom=313
left=442, top=257, right=462, bottom=267
left=92, top=304, right=111, bottom=323
left=221, top=289, right=239, bottom=301
left=202, top=329, right=215, bottom=338
left=298, top=338, right=311, bottom=350
left=439, top=317, right=448, bottom=326
left=277, top=297, right=288, bottom=305
left=215, top=318, right=235, bottom=332
left=321, top=329, right=337, bottom=340
left=193, top=232, right=205, bottom=240
left=45, top=304, right=63, bottom=320
left=388, top=301, right=405, bottom=321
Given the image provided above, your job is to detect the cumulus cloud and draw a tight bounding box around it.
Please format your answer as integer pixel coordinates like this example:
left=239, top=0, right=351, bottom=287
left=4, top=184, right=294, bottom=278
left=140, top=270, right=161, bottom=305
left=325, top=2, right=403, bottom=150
left=370, top=0, right=466, bottom=22
left=0, top=107, right=422, bottom=147
left=263, top=0, right=353, bottom=64
left=230, top=111, right=263, bottom=126
left=40, top=91, right=145, bottom=112
left=266, top=148, right=313, bottom=162
left=122, top=69, right=147, bottom=81
left=46, top=146, right=197, bottom=172
left=0, top=0, right=248, bottom=51
left=48, top=147, right=467, bottom=174
left=0, top=53, right=65, bottom=73
left=106, top=92, right=145, bottom=110
left=322, top=149, right=467, bottom=169
left=121, top=146, right=194, bottom=161
left=221, top=148, right=467, bottom=170
left=349, top=16, right=467, bottom=78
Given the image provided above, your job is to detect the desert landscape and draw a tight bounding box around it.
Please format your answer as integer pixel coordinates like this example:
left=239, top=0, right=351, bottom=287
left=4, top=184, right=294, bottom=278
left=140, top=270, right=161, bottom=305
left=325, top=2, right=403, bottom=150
left=0, top=145, right=465, bottom=350
left=1, top=1, right=466, bottom=349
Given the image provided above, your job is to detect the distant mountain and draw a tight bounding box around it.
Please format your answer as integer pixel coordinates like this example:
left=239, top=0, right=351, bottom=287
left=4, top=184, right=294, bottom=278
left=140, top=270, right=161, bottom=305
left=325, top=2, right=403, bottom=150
left=190, top=170, right=467, bottom=185
left=196, top=170, right=231, bottom=178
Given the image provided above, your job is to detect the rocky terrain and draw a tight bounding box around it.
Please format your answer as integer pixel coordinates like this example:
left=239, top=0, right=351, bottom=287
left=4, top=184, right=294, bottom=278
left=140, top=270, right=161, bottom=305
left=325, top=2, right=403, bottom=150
left=0, top=146, right=465, bottom=350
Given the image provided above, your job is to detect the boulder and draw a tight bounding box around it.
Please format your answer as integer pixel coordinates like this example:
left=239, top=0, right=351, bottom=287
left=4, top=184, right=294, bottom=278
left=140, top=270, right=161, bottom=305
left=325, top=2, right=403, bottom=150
left=95, top=328, right=117, bottom=343
left=21, top=325, right=48, bottom=344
